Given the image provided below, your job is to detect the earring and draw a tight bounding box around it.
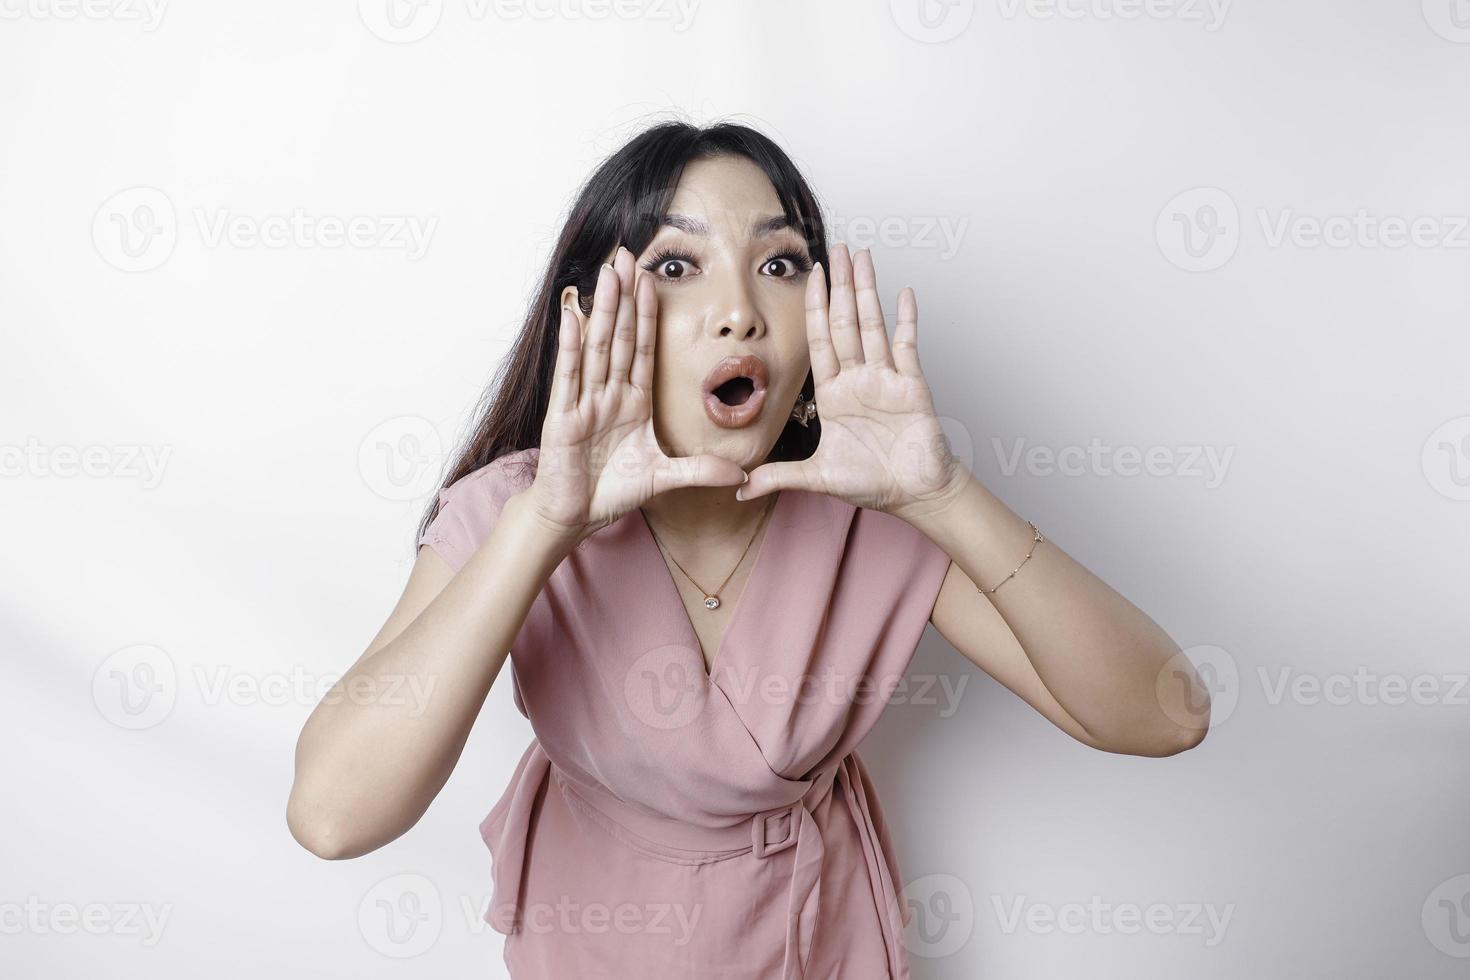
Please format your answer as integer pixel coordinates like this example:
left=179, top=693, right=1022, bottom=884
left=791, top=392, right=817, bottom=427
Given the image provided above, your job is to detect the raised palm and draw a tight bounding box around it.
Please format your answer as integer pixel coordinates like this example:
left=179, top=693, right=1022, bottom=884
left=529, top=246, right=746, bottom=541
left=743, top=244, right=962, bottom=519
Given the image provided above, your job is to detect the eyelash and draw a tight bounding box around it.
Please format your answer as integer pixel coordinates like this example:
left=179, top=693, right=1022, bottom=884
left=639, top=244, right=815, bottom=282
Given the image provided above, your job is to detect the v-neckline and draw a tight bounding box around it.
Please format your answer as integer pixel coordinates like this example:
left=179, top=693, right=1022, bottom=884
left=635, top=489, right=787, bottom=681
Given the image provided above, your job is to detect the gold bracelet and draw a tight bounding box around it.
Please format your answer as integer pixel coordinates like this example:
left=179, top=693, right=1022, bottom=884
left=976, top=521, right=1045, bottom=595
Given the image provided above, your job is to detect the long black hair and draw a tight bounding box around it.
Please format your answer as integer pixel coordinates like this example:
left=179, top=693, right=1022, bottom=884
left=418, top=117, right=830, bottom=545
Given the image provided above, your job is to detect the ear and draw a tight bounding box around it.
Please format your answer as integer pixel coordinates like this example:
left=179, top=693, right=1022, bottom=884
left=559, top=284, right=589, bottom=334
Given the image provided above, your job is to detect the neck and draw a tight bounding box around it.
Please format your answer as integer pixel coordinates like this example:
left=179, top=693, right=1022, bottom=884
left=639, top=482, right=775, bottom=544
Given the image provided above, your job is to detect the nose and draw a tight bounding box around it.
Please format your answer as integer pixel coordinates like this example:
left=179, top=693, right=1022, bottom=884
left=704, top=276, right=766, bottom=341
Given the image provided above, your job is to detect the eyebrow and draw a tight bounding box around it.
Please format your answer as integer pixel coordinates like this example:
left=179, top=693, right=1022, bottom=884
left=659, top=213, right=794, bottom=237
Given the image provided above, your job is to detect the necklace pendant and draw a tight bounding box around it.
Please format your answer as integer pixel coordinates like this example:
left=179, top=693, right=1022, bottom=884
left=703, top=595, right=721, bottom=610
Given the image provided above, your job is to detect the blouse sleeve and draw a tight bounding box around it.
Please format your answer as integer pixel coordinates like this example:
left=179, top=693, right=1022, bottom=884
left=888, top=511, right=953, bottom=626
left=417, top=450, right=534, bottom=574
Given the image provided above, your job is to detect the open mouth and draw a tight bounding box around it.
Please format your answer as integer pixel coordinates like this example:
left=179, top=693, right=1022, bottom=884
left=711, top=376, right=757, bottom=406
left=701, top=354, right=770, bottom=429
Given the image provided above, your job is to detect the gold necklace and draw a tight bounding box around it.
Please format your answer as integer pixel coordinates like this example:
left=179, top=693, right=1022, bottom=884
left=643, top=494, right=777, bottom=610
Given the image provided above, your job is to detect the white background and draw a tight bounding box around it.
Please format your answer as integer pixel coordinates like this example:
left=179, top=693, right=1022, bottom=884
left=3, top=0, right=1469, bottom=976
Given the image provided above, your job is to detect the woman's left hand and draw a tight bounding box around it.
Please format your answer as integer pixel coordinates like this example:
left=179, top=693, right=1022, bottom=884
left=741, top=243, right=968, bottom=521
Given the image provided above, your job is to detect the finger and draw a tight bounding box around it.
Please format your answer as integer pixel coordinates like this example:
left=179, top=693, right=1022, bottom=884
left=737, top=459, right=819, bottom=501
left=805, top=261, right=840, bottom=385
left=852, top=248, right=895, bottom=370
left=826, top=242, right=865, bottom=369
left=547, top=303, right=583, bottom=415
left=650, top=453, right=747, bottom=496
left=630, top=271, right=658, bottom=391
left=892, top=286, right=924, bottom=378
left=607, top=247, right=638, bottom=386
left=581, top=261, right=618, bottom=397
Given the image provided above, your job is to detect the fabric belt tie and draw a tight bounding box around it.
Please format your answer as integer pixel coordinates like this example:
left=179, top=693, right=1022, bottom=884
left=480, top=741, right=909, bottom=979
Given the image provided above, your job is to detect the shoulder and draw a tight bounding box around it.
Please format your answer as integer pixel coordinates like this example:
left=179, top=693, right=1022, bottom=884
left=779, top=490, right=946, bottom=565
left=419, top=447, right=540, bottom=570
left=851, top=503, right=946, bottom=560
left=848, top=503, right=953, bottom=620
left=436, top=446, right=540, bottom=512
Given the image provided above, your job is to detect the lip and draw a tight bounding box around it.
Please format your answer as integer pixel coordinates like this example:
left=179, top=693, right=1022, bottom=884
left=700, top=354, right=770, bottom=429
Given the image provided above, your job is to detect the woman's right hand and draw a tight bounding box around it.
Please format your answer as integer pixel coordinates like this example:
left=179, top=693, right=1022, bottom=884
left=522, top=244, right=748, bottom=544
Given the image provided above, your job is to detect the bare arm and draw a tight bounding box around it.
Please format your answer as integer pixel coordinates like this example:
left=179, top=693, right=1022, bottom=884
left=738, top=243, right=1209, bottom=759
left=918, top=473, right=1209, bottom=758
left=287, top=246, right=745, bottom=860
left=286, top=491, right=575, bottom=859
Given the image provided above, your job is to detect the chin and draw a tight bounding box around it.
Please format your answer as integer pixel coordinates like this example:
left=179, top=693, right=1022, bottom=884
left=658, top=421, right=773, bottom=469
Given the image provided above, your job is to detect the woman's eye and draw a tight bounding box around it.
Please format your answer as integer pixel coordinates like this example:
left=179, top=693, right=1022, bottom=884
left=642, top=248, right=809, bottom=281
left=761, top=253, right=809, bottom=278
left=642, top=253, right=697, bottom=280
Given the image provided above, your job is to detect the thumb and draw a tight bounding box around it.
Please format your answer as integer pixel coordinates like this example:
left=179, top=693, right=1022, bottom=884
left=650, top=453, right=747, bottom=496
left=737, top=459, right=817, bottom=501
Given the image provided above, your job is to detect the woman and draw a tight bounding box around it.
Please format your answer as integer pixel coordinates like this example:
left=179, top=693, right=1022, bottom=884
left=287, top=120, right=1209, bottom=978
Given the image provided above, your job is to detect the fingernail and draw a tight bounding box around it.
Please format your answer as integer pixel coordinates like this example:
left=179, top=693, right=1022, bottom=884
left=741, top=471, right=750, bottom=484
left=734, top=488, right=744, bottom=501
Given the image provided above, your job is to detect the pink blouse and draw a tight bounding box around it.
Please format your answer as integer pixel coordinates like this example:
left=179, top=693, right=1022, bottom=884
left=419, top=446, right=953, bottom=979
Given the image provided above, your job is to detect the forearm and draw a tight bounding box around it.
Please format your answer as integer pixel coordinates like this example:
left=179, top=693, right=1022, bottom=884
left=901, top=472, right=1208, bottom=755
left=289, top=490, right=573, bottom=857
